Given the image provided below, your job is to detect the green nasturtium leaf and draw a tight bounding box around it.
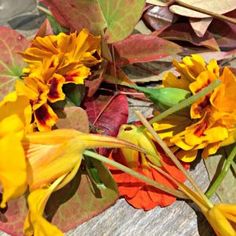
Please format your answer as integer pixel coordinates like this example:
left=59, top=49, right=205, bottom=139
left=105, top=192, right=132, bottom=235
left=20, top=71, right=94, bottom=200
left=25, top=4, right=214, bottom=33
left=0, top=26, right=29, bottom=100
left=41, top=0, right=146, bottom=43
left=204, top=147, right=236, bottom=203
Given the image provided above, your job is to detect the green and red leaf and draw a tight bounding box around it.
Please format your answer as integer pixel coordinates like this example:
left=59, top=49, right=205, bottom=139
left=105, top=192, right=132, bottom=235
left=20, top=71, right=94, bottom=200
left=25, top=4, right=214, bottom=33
left=40, top=0, right=145, bottom=43
left=0, top=26, right=29, bottom=100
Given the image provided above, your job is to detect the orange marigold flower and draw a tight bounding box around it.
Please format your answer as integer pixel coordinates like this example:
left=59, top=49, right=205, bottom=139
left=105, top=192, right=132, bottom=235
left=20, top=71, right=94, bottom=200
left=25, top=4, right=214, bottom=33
left=109, top=125, right=187, bottom=210
left=154, top=55, right=236, bottom=162
left=18, top=29, right=101, bottom=131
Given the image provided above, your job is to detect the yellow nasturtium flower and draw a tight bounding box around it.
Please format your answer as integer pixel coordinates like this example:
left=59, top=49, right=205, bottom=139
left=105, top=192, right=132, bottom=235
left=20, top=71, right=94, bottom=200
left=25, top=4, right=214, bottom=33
left=22, top=129, right=139, bottom=235
left=0, top=89, right=139, bottom=235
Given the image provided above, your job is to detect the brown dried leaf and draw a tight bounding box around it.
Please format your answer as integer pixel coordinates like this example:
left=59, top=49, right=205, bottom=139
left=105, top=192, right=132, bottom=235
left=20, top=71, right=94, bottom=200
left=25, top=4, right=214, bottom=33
left=189, top=18, right=213, bottom=37
left=56, top=107, right=89, bottom=133
left=169, top=0, right=236, bottom=18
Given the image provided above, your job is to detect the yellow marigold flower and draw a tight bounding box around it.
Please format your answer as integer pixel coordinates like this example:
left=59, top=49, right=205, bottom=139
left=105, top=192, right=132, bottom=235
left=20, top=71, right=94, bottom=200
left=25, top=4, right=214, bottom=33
left=21, top=29, right=101, bottom=75
left=18, top=29, right=101, bottom=131
left=0, top=92, right=31, bottom=208
left=163, top=54, right=219, bottom=90
left=154, top=55, right=236, bottom=162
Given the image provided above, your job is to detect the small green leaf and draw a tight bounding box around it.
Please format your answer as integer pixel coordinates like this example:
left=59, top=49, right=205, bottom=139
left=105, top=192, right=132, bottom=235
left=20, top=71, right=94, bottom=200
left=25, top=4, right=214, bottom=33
left=85, top=156, right=105, bottom=186
left=0, top=27, right=29, bottom=100
left=63, top=84, right=85, bottom=106
left=47, top=15, right=68, bottom=34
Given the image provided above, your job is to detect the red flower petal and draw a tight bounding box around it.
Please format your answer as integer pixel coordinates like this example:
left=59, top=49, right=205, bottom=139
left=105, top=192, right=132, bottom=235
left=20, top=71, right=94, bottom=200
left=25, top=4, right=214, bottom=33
left=109, top=148, right=187, bottom=210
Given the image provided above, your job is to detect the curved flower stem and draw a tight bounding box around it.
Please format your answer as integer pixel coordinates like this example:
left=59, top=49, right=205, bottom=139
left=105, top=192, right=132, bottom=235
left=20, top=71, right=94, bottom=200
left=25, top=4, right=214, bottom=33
left=135, top=110, right=213, bottom=208
left=206, top=145, right=236, bottom=199
left=84, top=150, right=188, bottom=199
left=149, top=79, right=221, bottom=125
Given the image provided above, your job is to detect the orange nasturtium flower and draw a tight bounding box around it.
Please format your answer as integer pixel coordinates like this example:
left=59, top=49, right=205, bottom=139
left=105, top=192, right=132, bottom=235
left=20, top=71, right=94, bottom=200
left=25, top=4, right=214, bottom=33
left=109, top=124, right=187, bottom=210
left=153, top=55, right=236, bottom=162
left=0, top=92, right=139, bottom=235
left=18, top=29, right=101, bottom=131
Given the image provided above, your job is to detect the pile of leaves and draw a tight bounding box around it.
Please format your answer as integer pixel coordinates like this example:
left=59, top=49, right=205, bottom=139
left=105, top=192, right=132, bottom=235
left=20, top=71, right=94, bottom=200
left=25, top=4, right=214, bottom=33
left=0, top=0, right=236, bottom=235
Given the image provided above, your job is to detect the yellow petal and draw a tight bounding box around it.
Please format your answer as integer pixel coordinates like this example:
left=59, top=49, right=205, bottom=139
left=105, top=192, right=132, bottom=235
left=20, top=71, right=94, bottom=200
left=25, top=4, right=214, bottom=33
left=25, top=129, right=137, bottom=189
left=211, top=67, right=236, bottom=113
left=163, top=72, right=190, bottom=90
left=175, top=149, right=198, bottom=162
left=0, top=134, right=27, bottom=208
left=202, top=142, right=220, bottom=158
left=117, top=125, right=140, bottom=168
left=207, top=59, right=219, bottom=76
left=207, top=205, right=236, bottom=236
left=0, top=92, right=32, bottom=133
left=24, top=176, right=65, bottom=236
left=34, top=104, right=58, bottom=131
left=217, top=203, right=236, bottom=223
left=118, top=125, right=161, bottom=167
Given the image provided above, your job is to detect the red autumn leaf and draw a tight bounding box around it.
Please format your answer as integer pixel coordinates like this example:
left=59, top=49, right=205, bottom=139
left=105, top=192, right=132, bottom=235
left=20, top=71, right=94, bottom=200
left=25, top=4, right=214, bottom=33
left=0, top=26, right=29, bottom=100
left=85, top=61, right=107, bottom=97
left=0, top=196, right=27, bottom=236
left=113, top=34, right=182, bottom=66
left=83, top=93, right=128, bottom=155
left=83, top=93, right=129, bottom=137
left=109, top=148, right=187, bottom=210
left=159, top=23, right=220, bottom=51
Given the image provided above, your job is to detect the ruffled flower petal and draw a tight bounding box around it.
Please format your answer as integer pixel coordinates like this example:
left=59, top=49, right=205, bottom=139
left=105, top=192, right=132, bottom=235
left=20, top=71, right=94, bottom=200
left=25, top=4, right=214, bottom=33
left=24, top=180, right=64, bottom=236
left=34, top=104, right=58, bottom=131
left=47, top=74, right=65, bottom=103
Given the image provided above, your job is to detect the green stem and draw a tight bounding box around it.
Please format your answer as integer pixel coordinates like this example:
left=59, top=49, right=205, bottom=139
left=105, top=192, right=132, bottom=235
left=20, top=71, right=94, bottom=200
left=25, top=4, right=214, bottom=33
left=206, top=145, right=236, bottom=198
left=149, top=79, right=221, bottom=124
left=135, top=110, right=213, bottom=208
left=84, top=150, right=188, bottom=199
